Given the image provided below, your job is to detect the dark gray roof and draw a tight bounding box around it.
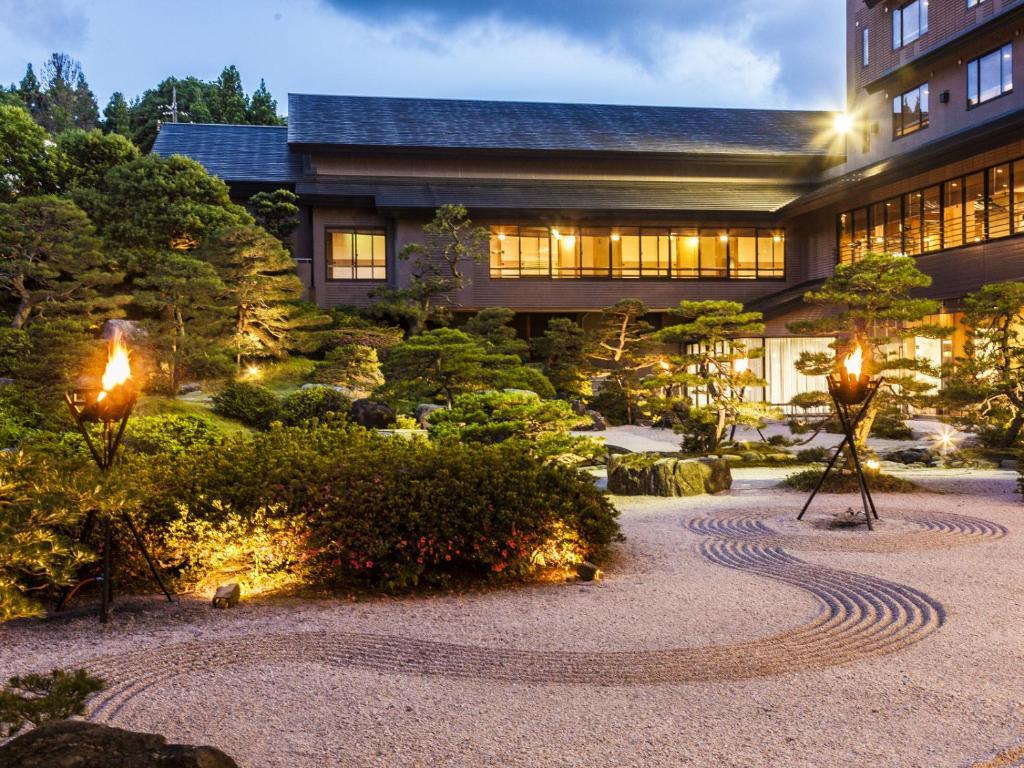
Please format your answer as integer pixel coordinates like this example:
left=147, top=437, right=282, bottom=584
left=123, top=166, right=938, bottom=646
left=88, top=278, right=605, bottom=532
left=151, top=123, right=301, bottom=183
left=288, top=94, right=834, bottom=157
left=296, top=177, right=811, bottom=213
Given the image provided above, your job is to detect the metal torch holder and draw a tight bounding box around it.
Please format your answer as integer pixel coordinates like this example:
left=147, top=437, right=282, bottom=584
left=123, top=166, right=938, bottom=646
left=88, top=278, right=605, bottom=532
left=61, top=388, right=174, bottom=622
left=797, top=376, right=884, bottom=531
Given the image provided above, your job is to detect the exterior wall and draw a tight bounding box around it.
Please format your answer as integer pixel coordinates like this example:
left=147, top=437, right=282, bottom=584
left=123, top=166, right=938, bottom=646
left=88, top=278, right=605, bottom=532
left=311, top=206, right=391, bottom=308
left=845, top=0, right=1024, bottom=170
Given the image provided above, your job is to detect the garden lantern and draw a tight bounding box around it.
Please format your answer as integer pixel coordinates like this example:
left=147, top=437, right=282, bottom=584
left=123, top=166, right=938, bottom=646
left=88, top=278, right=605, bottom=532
left=797, top=343, right=884, bottom=530
left=62, top=331, right=174, bottom=622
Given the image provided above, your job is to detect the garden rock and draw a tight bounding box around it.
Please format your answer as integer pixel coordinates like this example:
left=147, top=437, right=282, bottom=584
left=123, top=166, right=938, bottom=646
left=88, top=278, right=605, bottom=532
left=607, top=453, right=731, bottom=496
left=0, top=720, right=239, bottom=768
left=884, top=447, right=936, bottom=465
left=351, top=399, right=396, bottom=429
left=415, top=403, right=444, bottom=427
left=178, top=383, right=202, bottom=395
left=586, top=410, right=608, bottom=431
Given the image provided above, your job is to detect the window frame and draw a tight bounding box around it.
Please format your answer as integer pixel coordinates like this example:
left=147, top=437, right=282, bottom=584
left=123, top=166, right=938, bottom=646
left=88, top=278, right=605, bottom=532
left=967, top=43, right=1014, bottom=109
left=892, top=82, right=929, bottom=139
left=324, top=226, right=388, bottom=282
left=892, top=0, right=928, bottom=50
left=862, top=27, right=870, bottom=67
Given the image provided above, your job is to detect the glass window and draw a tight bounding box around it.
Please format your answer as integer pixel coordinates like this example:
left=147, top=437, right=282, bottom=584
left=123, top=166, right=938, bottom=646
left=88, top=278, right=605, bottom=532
left=893, top=0, right=927, bottom=49
left=490, top=230, right=520, bottom=278
left=519, top=227, right=551, bottom=276
left=611, top=228, right=641, bottom=278
left=699, top=230, right=728, bottom=277
left=328, top=229, right=386, bottom=280
left=862, top=27, right=870, bottom=67
left=640, top=229, right=671, bottom=277
left=552, top=227, right=580, bottom=278
left=922, top=186, right=941, bottom=253
left=943, top=179, right=964, bottom=249
left=672, top=230, right=699, bottom=278
left=968, top=44, right=1013, bottom=107
left=903, top=191, right=922, bottom=256
left=965, top=172, right=986, bottom=243
left=580, top=228, right=611, bottom=277
left=853, top=208, right=869, bottom=262
left=883, top=197, right=903, bottom=253
left=988, top=165, right=1011, bottom=238
left=1014, top=160, right=1024, bottom=234
left=757, top=230, right=785, bottom=277
left=893, top=83, right=929, bottom=138
left=838, top=212, right=853, bottom=264
left=730, top=229, right=757, bottom=278
left=870, top=202, right=886, bottom=252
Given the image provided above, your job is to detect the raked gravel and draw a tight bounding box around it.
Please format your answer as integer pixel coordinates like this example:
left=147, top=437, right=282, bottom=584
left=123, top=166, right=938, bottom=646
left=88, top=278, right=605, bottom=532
left=1, top=468, right=1023, bottom=768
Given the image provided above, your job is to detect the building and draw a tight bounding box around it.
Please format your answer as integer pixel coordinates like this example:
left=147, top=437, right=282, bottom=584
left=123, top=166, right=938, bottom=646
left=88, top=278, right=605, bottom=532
left=153, top=0, right=1024, bottom=406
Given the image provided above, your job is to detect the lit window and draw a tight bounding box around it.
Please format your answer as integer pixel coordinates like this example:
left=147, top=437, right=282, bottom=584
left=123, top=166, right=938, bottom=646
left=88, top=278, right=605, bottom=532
left=893, top=83, right=929, bottom=138
left=943, top=179, right=964, bottom=249
left=988, top=165, right=1011, bottom=238
left=892, top=0, right=928, bottom=49
left=968, top=44, right=1013, bottom=107
left=327, top=229, right=386, bottom=280
left=862, top=27, right=870, bottom=67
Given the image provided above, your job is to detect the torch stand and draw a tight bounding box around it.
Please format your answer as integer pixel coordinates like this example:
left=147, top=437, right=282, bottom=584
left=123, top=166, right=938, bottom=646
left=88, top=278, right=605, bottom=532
left=59, top=390, right=174, bottom=622
left=797, top=377, right=883, bottom=531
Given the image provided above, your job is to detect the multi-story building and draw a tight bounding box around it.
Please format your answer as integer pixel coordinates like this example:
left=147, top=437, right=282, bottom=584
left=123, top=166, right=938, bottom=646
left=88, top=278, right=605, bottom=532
left=153, top=0, right=1024, bottom=405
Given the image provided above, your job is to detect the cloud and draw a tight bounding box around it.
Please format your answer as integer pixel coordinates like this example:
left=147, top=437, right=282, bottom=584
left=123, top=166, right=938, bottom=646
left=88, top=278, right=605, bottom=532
left=0, top=0, right=88, bottom=49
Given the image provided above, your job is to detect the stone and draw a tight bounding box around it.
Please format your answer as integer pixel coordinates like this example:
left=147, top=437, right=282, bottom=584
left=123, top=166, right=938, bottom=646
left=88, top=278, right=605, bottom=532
left=586, top=410, right=608, bottom=431
left=101, top=318, right=146, bottom=341
left=607, top=453, right=732, bottom=496
left=741, top=451, right=760, bottom=462
left=0, top=720, right=239, bottom=768
left=720, top=454, right=744, bottom=463
left=300, top=383, right=354, bottom=398
left=569, top=398, right=587, bottom=416
left=576, top=561, right=600, bottom=581
left=767, top=453, right=793, bottom=462
left=212, top=583, right=240, bottom=609
left=415, top=403, right=444, bottom=427
left=178, top=382, right=202, bottom=395
left=1000, top=458, right=1018, bottom=470
left=884, top=447, right=935, bottom=465
left=351, top=399, right=396, bottom=429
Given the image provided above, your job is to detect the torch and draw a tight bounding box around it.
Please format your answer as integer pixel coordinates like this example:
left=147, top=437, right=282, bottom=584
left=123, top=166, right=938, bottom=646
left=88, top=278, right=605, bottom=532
left=63, top=331, right=174, bottom=622
left=797, top=343, right=884, bottom=530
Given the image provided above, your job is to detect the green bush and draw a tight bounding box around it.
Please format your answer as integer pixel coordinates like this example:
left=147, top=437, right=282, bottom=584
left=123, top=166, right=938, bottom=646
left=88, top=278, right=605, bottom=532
left=123, top=413, right=221, bottom=455
left=796, top=447, right=832, bottom=463
left=0, top=386, right=44, bottom=448
left=211, top=381, right=280, bottom=428
left=870, top=409, right=913, bottom=440
left=127, top=424, right=621, bottom=593
left=0, top=669, right=105, bottom=738
left=782, top=468, right=917, bottom=493
left=280, top=387, right=351, bottom=426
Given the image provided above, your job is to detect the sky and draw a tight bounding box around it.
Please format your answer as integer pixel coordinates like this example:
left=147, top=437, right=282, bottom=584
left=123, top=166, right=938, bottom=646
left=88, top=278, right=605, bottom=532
left=0, top=0, right=846, bottom=115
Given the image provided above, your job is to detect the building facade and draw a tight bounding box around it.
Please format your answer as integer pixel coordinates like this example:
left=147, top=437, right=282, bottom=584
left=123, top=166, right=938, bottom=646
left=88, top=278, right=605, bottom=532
left=153, top=0, right=1024, bottom=405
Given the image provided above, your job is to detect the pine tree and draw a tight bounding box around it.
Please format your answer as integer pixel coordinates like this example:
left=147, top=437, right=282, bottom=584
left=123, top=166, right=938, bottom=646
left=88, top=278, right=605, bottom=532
left=102, top=91, right=131, bottom=135
left=585, top=300, right=658, bottom=424
left=246, top=189, right=299, bottom=246
left=464, top=307, right=528, bottom=359
left=210, top=65, right=249, bottom=124
left=72, top=72, right=99, bottom=130
left=15, top=64, right=42, bottom=122
left=55, top=129, right=139, bottom=191
left=247, top=78, right=283, bottom=125
left=532, top=317, right=591, bottom=399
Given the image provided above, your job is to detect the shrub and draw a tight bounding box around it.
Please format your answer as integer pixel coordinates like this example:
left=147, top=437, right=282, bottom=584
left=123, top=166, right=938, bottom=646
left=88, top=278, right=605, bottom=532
left=796, top=447, right=832, bottom=463
left=280, top=387, right=351, bottom=426
left=589, top=379, right=629, bottom=425
left=122, top=413, right=221, bottom=455
left=870, top=409, right=913, bottom=440
left=0, top=669, right=105, bottom=738
left=211, top=381, right=280, bottom=428
left=782, top=468, right=917, bottom=493
left=131, top=424, right=620, bottom=593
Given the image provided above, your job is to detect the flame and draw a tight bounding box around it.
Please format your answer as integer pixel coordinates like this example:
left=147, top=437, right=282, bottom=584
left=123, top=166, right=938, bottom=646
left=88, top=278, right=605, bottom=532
left=733, top=358, right=749, bottom=374
left=843, top=344, right=863, bottom=379
left=101, top=334, right=131, bottom=393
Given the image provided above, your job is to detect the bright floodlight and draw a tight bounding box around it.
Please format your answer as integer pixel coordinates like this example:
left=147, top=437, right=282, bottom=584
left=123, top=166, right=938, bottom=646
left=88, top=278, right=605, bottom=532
left=833, top=113, right=855, bottom=134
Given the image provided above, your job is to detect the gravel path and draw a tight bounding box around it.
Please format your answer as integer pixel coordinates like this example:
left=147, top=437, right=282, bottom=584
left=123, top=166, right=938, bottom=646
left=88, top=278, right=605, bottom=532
left=2, top=470, right=1022, bottom=767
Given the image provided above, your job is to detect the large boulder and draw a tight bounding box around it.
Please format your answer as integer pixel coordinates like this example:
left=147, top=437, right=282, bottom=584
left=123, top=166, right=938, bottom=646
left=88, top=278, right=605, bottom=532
left=415, top=403, right=444, bottom=427
left=351, top=399, right=396, bottom=429
left=607, top=453, right=732, bottom=496
left=0, top=720, right=239, bottom=768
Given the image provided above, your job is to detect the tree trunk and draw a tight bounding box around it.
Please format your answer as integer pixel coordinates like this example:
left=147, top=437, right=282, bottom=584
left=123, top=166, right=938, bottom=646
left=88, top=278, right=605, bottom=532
left=170, top=306, right=186, bottom=397
left=10, top=299, right=31, bottom=330
left=1001, top=412, right=1024, bottom=448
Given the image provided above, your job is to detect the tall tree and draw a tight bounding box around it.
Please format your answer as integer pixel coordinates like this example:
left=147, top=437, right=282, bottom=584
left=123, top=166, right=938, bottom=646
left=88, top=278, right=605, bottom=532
left=788, top=252, right=947, bottom=446
left=532, top=317, right=591, bottom=399
left=0, top=196, right=120, bottom=329
left=123, top=76, right=214, bottom=151
left=585, top=300, right=657, bottom=424
left=247, top=78, right=283, bottom=125
left=37, top=53, right=98, bottom=133
left=464, top=306, right=528, bottom=359
left=55, top=129, right=139, bottom=191
left=0, top=106, right=57, bottom=201
left=15, top=64, right=42, bottom=122
left=246, top=189, right=299, bottom=247
left=201, top=224, right=307, bottom=366
left=654, top=301, right=774, bottom=452
left=101, top=91, right=131, bottom=136
left=370, top=204, right=490, bottom=335
left=209, top=65, right=248, bottom=124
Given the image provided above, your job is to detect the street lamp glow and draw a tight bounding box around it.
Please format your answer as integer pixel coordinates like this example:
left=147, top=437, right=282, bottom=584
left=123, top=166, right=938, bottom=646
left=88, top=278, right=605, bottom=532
left=833, top=113, right=855, bottom=134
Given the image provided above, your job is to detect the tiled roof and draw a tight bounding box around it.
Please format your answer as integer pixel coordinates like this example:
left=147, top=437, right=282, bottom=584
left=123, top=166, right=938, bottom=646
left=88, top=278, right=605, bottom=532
left=151, top=123, right=300, bottom=183
left=296, top=177, right=812, bottom=213
left=288, top=94, right=834, bottom=157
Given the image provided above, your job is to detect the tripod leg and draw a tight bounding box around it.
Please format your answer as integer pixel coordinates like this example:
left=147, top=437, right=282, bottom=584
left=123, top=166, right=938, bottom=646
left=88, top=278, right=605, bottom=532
left=797, top=432, right=849, bottom=520
left=100, top=519, right=112, bottom=623
left=846, top=439, right=874, bottom=531
left=121, top=511, right=175, bottom=603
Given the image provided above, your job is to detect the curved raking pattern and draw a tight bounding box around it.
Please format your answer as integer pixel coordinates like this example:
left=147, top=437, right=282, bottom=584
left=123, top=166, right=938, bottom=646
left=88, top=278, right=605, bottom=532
left=76, top=507, right=1005, bottom=720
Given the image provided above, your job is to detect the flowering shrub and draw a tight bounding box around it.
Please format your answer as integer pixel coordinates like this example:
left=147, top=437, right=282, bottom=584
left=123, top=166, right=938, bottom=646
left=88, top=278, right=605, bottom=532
left=136, top=424, right=620, bottom=593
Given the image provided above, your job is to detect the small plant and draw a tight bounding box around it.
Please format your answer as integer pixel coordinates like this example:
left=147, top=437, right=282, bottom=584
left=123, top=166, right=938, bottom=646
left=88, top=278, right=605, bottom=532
left=211, top=381, right=280, bottom=429
left=0, top=669, right=105, bottom=737
left=123, top=413, right=221, bottom=455
left=782, top=468, right=917, bottom=493
left=280, top=387, right=350, bottom=426
left=796, top=447, right=832, bottom=464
